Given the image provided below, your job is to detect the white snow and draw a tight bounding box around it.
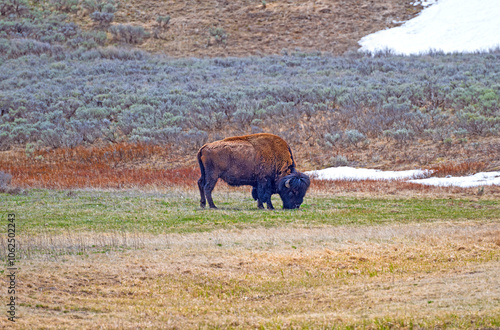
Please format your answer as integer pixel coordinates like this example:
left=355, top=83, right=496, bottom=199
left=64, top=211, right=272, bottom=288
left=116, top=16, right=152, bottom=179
left=410, top=171, right=500, bottom=187
left=358, top=0, right=500, bottom=55
left=306, top=167, right=500, bottom=188
left=306, top=167, right=431, bottom=181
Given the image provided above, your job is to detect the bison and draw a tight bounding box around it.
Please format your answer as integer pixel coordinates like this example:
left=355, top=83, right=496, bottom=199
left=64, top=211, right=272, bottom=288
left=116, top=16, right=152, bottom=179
left=197, top=133, right=310, bottom=209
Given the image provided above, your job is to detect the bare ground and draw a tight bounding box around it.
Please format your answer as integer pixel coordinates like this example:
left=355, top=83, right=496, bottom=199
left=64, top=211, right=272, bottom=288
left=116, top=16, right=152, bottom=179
left=77, top=0, right=424, bottom=57
left=4, top=221, right=499, bottom=328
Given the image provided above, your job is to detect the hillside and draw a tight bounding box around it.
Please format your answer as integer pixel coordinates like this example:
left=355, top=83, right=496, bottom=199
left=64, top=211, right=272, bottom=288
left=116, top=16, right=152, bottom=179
left=78, top=0, right=422, bottom=57
left=0, top=0, right=499, bottom=189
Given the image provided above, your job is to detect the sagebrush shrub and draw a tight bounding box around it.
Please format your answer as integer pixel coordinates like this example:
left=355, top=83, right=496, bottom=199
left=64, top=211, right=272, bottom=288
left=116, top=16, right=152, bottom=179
left=383, top=128, right=415, bottom=145
left=0, top=171, right=12, bottom=187
left=90, top=11, right=114, bottom=26
left=156, top=15, right=170, bottom=28
left=109, top=24, right=148, bottom=44
left=1, top=44, right=499, bottom=150
left=329, top=155, right=349, bottom=167
left=208, top=27, right=227, bottom=45
left=50, top=0, right=79, bottom=13
left=344, top=129, right=365, bottom=146
left=0, top=0, right=29, bottom=17
left=82, top=0, right=116, bottom=14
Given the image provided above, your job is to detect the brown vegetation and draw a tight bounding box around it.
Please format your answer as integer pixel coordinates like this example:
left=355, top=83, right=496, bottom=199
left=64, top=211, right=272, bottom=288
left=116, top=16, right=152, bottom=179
left=1, top=143, right=498, bottom=197
left=0, top=143, right=198, bottom=189
left=428, top=161, right=488, bottom=177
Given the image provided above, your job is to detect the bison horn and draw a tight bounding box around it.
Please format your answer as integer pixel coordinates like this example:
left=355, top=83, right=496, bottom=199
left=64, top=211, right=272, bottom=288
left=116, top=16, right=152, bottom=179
left=285, top=179, right=291, bottom=188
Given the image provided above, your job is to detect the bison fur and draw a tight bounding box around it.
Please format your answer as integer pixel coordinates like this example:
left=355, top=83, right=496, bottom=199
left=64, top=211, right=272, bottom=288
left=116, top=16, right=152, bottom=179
left=197, top=133, right=310, bottom=209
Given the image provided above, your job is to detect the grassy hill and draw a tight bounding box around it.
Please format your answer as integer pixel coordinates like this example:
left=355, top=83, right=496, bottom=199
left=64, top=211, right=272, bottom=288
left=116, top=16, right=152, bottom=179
left=0, top=0, right=499, bottom=175
left=0, top=0, right=424, bottom=57
left=70, top=0, right=422, bottom=57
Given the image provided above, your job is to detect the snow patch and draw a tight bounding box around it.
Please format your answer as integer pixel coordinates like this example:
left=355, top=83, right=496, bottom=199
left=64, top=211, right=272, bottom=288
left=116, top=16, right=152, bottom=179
left=306, top=167, right=431, bottom=181
left=410, top=172, right=500, bottom=188
left=306, top=167, right=500, bottom=188
left=359, top=0, right=500, bottom=55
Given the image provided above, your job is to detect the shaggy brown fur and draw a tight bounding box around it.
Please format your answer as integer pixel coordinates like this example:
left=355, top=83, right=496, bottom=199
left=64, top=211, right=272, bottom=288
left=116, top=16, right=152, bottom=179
left=197, top=133, right=299, bottom=209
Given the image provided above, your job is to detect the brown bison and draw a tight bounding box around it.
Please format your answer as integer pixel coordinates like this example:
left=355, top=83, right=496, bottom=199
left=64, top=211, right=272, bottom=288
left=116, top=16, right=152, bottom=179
left=197, top=133, right=310, bottom=209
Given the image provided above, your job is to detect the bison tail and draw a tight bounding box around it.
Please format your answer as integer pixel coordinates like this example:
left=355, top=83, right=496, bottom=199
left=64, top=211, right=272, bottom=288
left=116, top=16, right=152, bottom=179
left=197, top=146, right=206, bottom=183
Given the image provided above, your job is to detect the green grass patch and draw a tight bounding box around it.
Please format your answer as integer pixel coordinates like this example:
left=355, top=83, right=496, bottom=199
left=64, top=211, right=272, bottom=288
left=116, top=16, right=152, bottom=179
left=1, top=189, right=498, bottom=235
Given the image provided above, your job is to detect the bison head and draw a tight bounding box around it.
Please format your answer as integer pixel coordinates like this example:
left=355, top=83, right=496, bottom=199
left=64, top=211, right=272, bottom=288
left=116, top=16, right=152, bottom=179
left=277, top=172, right=310, bottom=209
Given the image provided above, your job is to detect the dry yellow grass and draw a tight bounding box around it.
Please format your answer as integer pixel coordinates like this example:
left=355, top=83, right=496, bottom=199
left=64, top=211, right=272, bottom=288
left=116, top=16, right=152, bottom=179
left=3, top=222, right=499, bottom=328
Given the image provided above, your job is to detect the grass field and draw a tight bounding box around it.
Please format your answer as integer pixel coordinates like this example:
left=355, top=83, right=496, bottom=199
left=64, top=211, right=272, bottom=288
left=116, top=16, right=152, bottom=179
left=1, top=189, right=500, bottom=235
left=1, top=187, right=499, bottom=328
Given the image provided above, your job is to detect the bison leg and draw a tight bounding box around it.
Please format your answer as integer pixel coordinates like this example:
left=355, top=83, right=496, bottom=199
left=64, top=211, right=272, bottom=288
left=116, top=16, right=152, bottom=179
left=252, top=185, right=265, bottom=209
left=257, top=180, right=274, bottom=210
left=198, top=177, right=206, bottom=208
left=266, top=197, right=274, bottom=210
left=204, top=177, right=218, bottom=209
left=251, top=186, right=258, bottom=201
